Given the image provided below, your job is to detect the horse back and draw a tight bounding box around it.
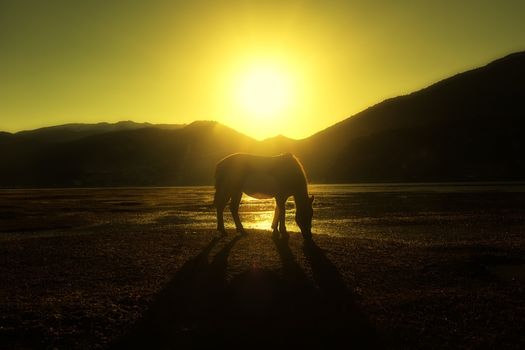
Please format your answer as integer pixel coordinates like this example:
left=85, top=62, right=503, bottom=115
left=214, top=153, right=306, bottom=197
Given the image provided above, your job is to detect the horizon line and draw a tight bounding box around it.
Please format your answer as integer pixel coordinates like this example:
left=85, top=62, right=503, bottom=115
left=2, top=49, right=523, bottom=139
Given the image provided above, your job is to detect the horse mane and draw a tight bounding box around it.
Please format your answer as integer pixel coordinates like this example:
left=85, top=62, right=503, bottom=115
left=280, top=153, right=308, bottom=184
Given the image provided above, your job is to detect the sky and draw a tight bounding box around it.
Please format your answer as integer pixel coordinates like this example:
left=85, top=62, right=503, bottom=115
left=1, top=0, right=524, bottom=140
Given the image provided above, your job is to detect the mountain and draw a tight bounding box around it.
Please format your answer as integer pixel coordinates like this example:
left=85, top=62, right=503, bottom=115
left=295, top=51, right=525, bottom=182
left=0, top=121, right=254, bottom=187
left=0, top=51, right=524, bottom=187
left=0, top=131, right=12, bottom=142
left=11, top=121, right=185, bottom=143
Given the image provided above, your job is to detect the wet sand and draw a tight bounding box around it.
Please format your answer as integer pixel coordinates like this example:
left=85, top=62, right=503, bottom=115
left=1, top=187, right=524, bottom=349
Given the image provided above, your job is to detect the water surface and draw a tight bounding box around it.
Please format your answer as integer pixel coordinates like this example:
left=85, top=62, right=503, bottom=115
left=1, top=183, right=524, bottom=238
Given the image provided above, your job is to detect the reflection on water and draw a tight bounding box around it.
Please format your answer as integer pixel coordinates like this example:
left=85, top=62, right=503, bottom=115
left=2, top=183, right=524, bottom=237
left=168, top=187, right=284, bottom=232
left=150, top=183, right=525, bottom=236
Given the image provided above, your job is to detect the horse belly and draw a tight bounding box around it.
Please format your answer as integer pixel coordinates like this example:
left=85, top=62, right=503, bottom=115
left=242, top=172, right=278, bottom=199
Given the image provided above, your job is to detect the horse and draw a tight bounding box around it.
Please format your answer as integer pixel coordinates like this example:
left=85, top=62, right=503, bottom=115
left=213, top=153, right=314, bottom=239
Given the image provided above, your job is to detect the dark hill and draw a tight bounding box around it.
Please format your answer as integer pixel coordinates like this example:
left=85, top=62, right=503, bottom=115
left=256, top=135, right=298, bottom=156
left=11, top=121, right=185, bottom=143
left=1, top=51, right=524, bottom=187
left=0, top=131, right=12, bottom=143
left=295, top=51, right=525, bottom=182
left=0, top=121, right=255, bottom=187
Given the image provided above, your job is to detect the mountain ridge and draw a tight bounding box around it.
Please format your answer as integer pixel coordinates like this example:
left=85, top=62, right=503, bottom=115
left=1, top=50, right=524, bottom=187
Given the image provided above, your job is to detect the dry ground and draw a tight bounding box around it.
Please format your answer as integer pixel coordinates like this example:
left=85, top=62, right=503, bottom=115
left=1, top=188, right=524, bottom=349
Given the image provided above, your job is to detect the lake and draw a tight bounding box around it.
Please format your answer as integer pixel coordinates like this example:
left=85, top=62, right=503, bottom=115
left=2, top=183, right=524, bottom=239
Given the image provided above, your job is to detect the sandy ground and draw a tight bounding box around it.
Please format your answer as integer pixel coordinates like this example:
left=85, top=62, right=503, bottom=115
left=1, top=188, right=525, bottom=349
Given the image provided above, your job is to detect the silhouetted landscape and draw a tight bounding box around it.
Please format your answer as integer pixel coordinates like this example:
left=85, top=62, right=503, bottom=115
left=4, top=0, right=525, bottom=348
left=1, top=51, right=524, bottom=188
left=2, top=186, right=524, bottom=349
left=2, top=51, right=525, bottom=350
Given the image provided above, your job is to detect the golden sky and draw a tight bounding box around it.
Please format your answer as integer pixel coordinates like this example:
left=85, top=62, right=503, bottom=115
left=1, top=0, right=524, bottom=139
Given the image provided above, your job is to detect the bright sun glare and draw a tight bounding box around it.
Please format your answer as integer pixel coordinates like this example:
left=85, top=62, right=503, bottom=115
left=235, top=64, right=293, bottom=121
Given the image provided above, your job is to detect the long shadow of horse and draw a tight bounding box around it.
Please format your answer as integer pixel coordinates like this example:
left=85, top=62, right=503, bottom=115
left=113, top=234, right=382, bottom=349
left=269, top=234, right=382, bottom=348
left=111, top=235, right=240, bottom=348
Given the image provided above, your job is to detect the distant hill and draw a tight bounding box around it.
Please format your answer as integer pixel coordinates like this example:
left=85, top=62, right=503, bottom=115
left=0, top=121, right=253, bottom=187
left=11, top=121, right=185, bottom=143
left=0, top=131, right=12, bottom=142
left=295, top=51, right=525, bottom=182
left=1, top=51, right=524, bottom=187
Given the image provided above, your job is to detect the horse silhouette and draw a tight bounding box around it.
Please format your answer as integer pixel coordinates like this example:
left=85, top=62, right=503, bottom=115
left=214, top=153, right=314, bottom=239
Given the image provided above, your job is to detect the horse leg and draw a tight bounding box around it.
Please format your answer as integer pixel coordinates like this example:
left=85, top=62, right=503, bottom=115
left=214, top=189, right=230, bottom=234
left=271, top=201, right=280, bottom=233
left=276, top=196, right=287, bottom=236
left=230, top=191, right=246, bottom=235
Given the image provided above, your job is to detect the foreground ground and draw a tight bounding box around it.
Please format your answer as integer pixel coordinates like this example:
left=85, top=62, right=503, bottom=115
left=1, top=187, right=524, bottom=348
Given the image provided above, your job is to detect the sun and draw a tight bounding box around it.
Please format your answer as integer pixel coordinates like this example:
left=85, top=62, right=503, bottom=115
left=222, top=56, right=305, bottom=139
left=235, top=64, right=293, bottom=120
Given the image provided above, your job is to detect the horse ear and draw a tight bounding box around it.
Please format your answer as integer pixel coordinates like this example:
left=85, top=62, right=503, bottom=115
left=309, top=195, right=314, bottom=203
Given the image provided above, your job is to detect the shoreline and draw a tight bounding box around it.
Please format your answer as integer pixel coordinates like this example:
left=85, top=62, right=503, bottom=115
left=2, top=180, right=525, bottom=191
left=1, top=189, right=524, bottom=348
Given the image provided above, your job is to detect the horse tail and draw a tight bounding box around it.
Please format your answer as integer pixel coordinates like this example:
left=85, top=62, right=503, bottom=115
left=213, top=160, right=227, bottom=207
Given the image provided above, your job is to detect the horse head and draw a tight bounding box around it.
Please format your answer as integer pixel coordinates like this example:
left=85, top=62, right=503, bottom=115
left=295, top=195, right=314, bottom=239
